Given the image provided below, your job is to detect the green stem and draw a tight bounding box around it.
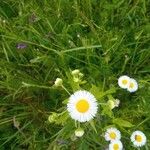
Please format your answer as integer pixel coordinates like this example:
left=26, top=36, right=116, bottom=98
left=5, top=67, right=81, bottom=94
left=22, top=82, right=51, bottom=89
left=61, top=85, right=71, bottom=95
left=78, top=122, right=80, bottom=128
left=75, top=121, right=77, bottom=128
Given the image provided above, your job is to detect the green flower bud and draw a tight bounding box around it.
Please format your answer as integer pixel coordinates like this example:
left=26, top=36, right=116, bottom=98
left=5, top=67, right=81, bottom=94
left=75, top=128, right=84, bottom=137
left=79, top=73, right=84, bottom=78
left=107, top=100, right=115, bottom=110
left=48, top=113, right=58, bottom=123
left=71, top=69, right=80, bottom=76
left=114, top=99, right=120, bottom=107
left=54, top=78, right=63, bottom=87
left=73, top=77, right=80, bottom=83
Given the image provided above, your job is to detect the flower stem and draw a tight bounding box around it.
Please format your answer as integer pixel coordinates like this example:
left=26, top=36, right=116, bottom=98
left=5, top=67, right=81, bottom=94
left=61, top=85, right=71, bottom=95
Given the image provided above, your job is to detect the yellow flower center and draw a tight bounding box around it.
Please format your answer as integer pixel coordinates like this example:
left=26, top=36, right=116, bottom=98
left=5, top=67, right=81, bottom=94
left=135, top=135, right=142, bottom=142
left=113, top=144, right=119, bottom=150
left=122, top=79, right=127, bottom=85
left=76, top=99, right=89, bottom=113
left=110, top=132, right=116, bottom=139
left=129, top=82, right=134, bottom=88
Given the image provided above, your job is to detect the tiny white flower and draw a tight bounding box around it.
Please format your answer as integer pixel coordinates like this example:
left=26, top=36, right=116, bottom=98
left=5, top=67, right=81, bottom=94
left=109, top=140, right=123, bottom=150
left=54, top=78, right=63, bottom=87
left=118, top=75, right=130, bottom=89
left=105, top=128, right=121, bottom=142
left=67, top=90, right=98, bottom=122
left=131, top=131, right=147, bottom=147
left=127, top=78, right=138, bottom=93
left=75, top=128, right=84, bottom=137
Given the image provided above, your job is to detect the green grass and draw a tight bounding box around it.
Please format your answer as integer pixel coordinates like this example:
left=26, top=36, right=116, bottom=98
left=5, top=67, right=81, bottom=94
left=0, top=0, right=150, bottom=149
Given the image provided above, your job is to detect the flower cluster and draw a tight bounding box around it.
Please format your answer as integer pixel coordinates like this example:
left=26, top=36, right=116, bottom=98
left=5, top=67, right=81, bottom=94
left=49, top=70, right=147, bottom=149
left=105, top=128, right=122, bottom=150
left=104, top=128, right=146, bottom=149
left=71, top=69, right=84, bottom=83
left=118, top=75, right=138, bottom=92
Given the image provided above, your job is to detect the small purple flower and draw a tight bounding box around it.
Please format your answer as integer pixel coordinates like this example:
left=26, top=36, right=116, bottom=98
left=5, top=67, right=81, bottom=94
left=16, top=43, right=27, bottom=49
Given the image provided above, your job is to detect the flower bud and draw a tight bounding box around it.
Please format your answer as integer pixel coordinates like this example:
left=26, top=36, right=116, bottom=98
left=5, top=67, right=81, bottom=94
left=107, top=100, right=115, bottom=110
left=73, top=77, right=80, bottom=83
left=75, top=128, right=84, bottom=137
left=79, top=73, right=84, bottom=78
left=114, top=99, right=120, bottom=107
left=48, top=113, right=58, bottom=123
left=107, top=99, right=120, bottom=110
left=54, top=78, right=63, bottom=87
left=71, top=69, right=80, bottom=76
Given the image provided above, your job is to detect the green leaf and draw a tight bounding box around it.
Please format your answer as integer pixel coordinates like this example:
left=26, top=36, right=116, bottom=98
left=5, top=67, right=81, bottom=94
left=71, top=81, right=80, bottom=91
left=105, top=87, right=116, bottom=95
left=90, top=85, right=104, bottom=100
left=113, top=118, right=134, bottom=128
left=89, top=120, right=97, bottom=133
left=62, top=99, right=68, bottom=104
left=55, top=111, right=69, bottom=125
left=101, top=104, right=113, bottom=118
left=90, top=85, right=116, bottom=100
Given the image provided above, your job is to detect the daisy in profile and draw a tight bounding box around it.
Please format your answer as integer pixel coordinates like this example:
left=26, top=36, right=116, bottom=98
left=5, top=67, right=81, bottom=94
left=109, top=140, right=123, bottom=150
left=127, top=78, right=138, bottom=93
left=118, top=75, right=130, bottom=89
left=67, top=90, right=98, bottom=122
left=130, top=131, right=147, bottom=147
left=105, top=128, right=121, bottom=142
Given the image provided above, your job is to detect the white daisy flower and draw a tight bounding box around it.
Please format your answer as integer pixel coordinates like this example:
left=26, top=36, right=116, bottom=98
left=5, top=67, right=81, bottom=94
left=67, top=90, right=98, bottom=122
left=118, top=75, right=130, bottom=89
left=127, top=78, right=138, bottom=93
left=109, top=140, right=123, bottom=150
left=130, top=131, right=147, bottom=147
left=105, top=128, right=121, bottom=141
left=75, top=128, right=84, bottom=137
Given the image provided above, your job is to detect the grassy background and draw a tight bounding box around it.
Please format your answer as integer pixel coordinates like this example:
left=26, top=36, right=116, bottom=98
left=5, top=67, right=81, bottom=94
left=0, top=0, right=150, bottom=149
